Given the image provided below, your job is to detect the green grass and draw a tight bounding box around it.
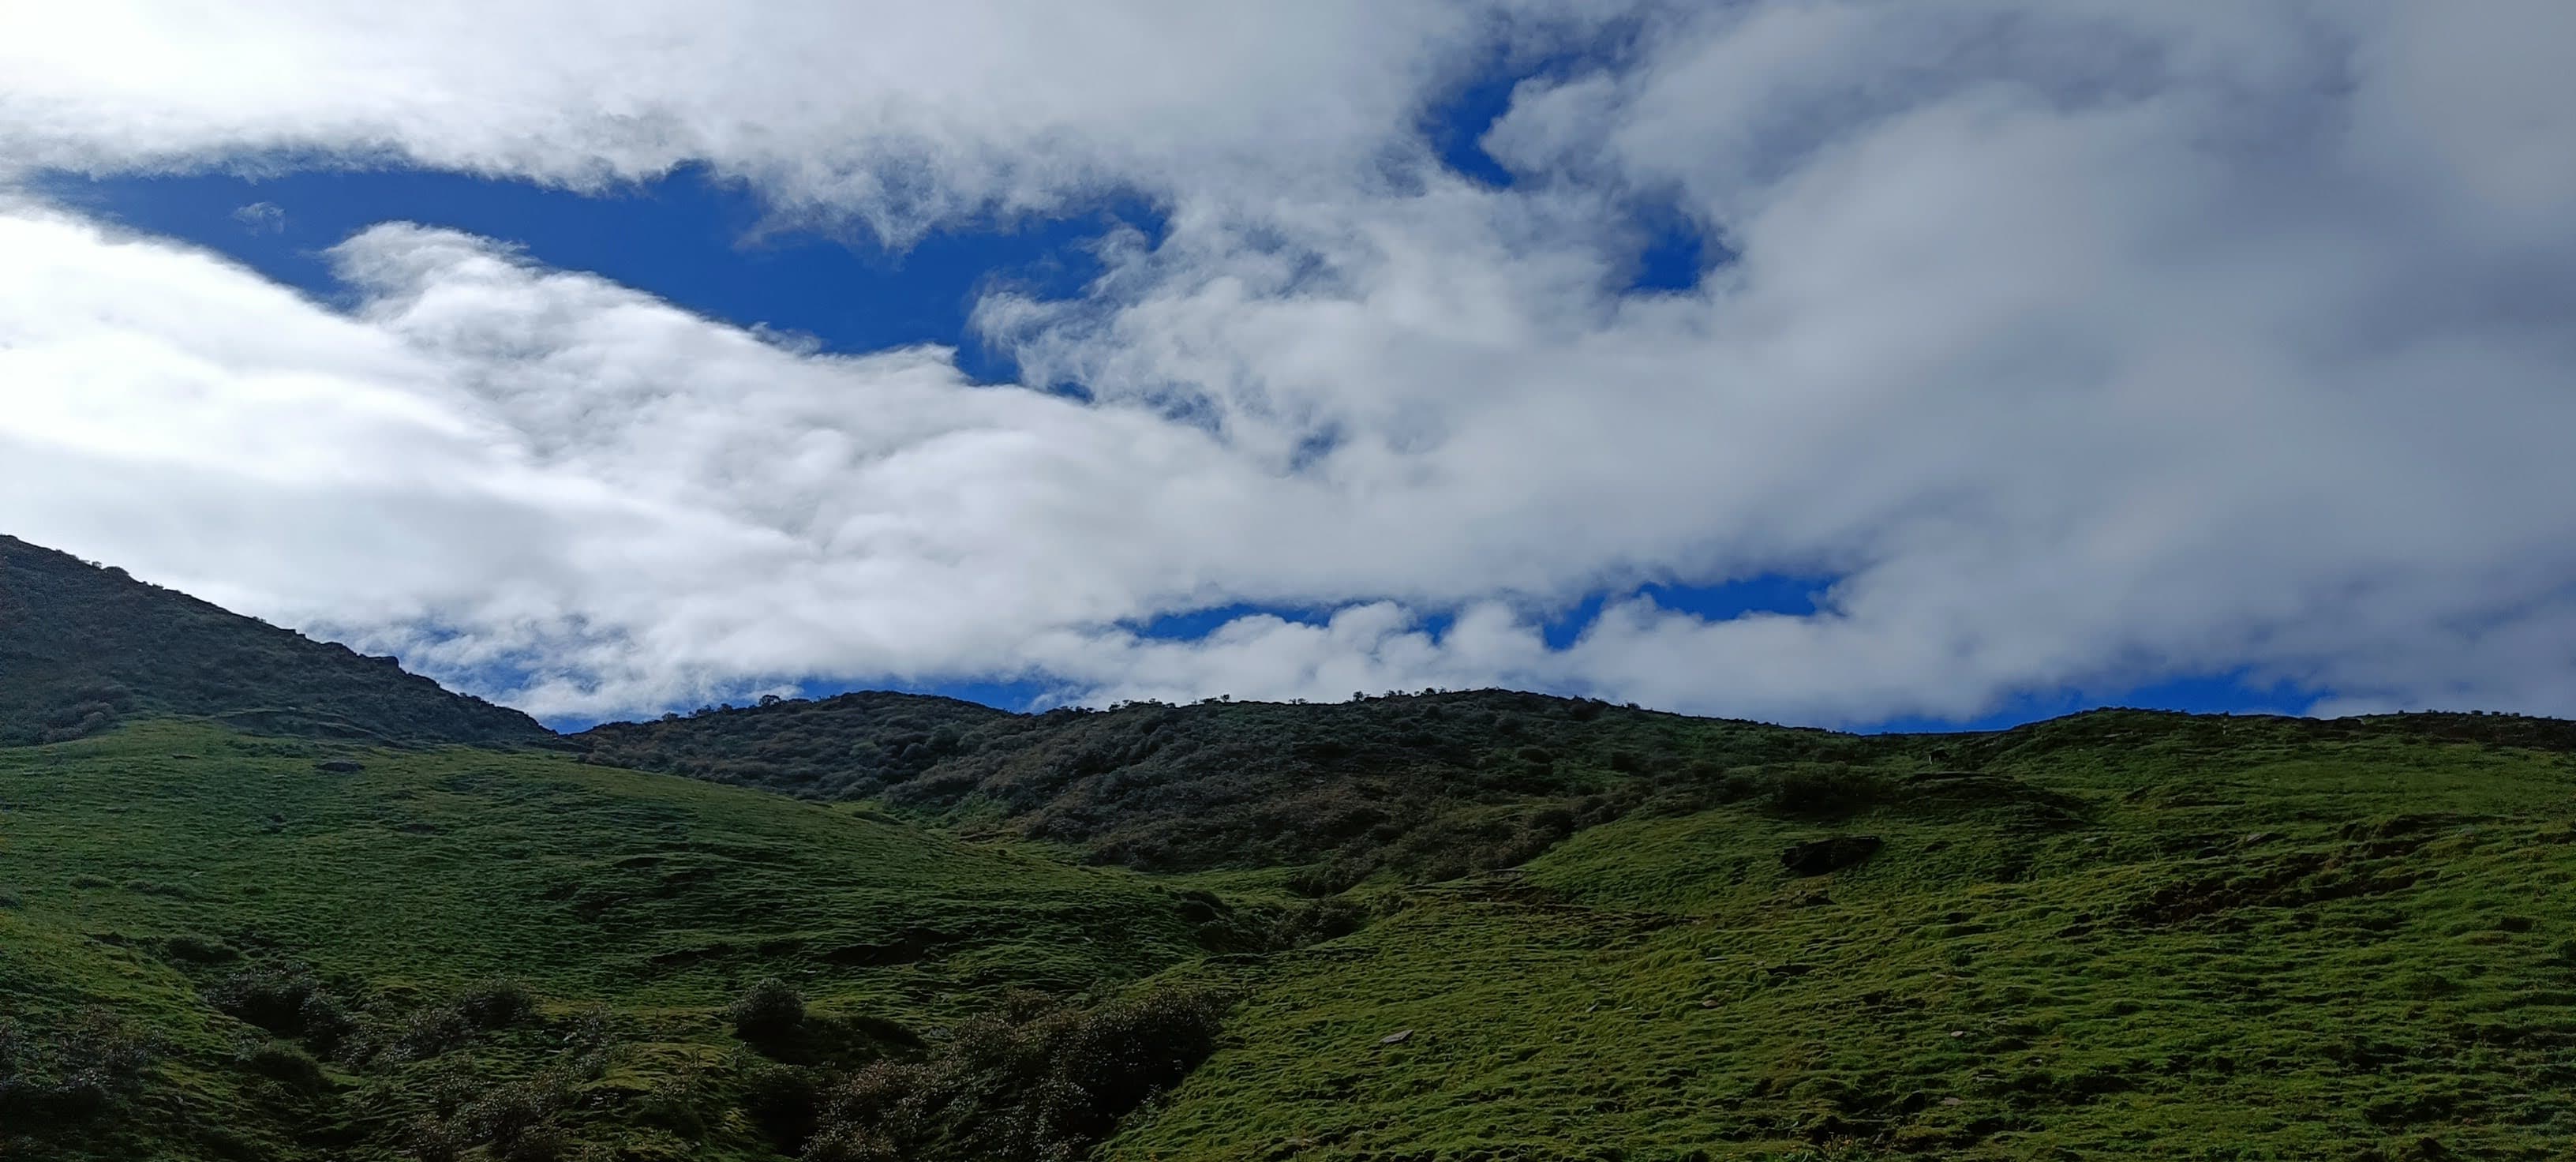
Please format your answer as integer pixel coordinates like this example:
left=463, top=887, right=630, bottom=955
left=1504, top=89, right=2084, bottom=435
left=1106, top=729, right=2576, bottom=1160
left=9, top=714, right=2576, bottom=1159
left=0, top=720, right=1210, bottom=1160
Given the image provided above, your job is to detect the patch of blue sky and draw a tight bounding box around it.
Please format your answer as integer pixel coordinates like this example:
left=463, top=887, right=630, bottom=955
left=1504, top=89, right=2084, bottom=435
left=1544, top=574, right=1831, bottom=650
left=36, top=164, right=1163, bottom=384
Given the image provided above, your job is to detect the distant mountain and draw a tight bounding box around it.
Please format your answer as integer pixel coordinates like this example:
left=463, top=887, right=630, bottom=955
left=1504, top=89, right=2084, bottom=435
left=0, top=534, right=551, bottom=747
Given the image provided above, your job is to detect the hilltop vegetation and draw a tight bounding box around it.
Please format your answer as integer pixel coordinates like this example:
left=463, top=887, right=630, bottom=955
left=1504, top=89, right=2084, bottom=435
left=578, top=688, right=2576, bottom=894
left=0, top=535, right=549, bottom=748
left=578, top=690, right=1885, bottom=889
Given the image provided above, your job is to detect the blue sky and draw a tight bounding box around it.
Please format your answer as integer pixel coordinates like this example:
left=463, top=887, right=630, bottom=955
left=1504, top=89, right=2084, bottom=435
left=6, top=4, right=2565, bottom=730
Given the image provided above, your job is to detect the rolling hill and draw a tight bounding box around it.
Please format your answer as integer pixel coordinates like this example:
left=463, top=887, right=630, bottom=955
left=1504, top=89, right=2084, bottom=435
left=0, top=535, right=549, bottom=748
left=6, top=534, right=2576, bottom=1160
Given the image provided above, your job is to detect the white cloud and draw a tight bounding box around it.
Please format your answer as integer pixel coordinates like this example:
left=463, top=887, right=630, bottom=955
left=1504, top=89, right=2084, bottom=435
left=3, top=2, right=2574, bottom=725
left=230, top=200, right=283, bottom=232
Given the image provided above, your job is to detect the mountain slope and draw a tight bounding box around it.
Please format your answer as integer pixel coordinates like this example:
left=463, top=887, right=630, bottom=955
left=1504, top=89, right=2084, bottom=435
left=1111, top=712, right=2576, bottom=1160
left=0, top=535, right=549, bottom=747
left=0, top=719, right=1222, bottom=1160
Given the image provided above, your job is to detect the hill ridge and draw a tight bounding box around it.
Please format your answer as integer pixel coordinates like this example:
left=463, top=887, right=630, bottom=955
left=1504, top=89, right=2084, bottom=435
left=0, top=534, right=551, bottom=748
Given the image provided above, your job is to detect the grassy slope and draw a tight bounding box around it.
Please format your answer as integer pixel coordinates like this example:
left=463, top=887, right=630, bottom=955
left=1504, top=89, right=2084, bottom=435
left=0, top=720, right=1208, bottom=1160
left=10, top=706, right=2576, bottom=1159
left=1110, top=715, right=2576, bottom=1160
left=0, top=535, right=551, bottom=747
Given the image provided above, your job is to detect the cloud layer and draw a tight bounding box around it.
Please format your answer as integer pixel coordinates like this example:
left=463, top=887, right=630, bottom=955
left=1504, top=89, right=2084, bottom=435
left=5, top=2, right=2574, bottom=723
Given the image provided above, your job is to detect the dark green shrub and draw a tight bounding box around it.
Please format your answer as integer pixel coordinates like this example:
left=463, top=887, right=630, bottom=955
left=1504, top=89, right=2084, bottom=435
left=234, top=1037, right=326, bottom=1092
left=455, top=979, right=539, bottom=1029
left=731, top=977, right=807, bottom=1040
left=1758, top=766, right=1887, bottom=818
left=207, top=962, right=326, bottom=1037
left=453, top=1077, right=571, bottom=1162
left=159, top=933, right=239, bottom=964
left=738, top=1058, right=825, bottom=1151
left=1270, top=898, right=1368, bottom=948
left=0, top=1008, right=153, bottom=1126
left=799, top=980, right=1229, bottom=1162
left=392, top=1006, right=477, bottom=1061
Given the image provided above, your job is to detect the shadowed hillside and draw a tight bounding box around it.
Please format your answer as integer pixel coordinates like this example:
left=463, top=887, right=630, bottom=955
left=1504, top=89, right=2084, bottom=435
left=0, top=535, right=550, bottom=747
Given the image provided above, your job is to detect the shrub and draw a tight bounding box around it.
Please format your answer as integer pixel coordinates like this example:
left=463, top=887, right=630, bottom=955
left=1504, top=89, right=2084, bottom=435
left=233, top=1037, right=326, bottom=1092
left=455, top=979, right=539, bottom=1030
left=731, top=978, right=808, bottom=1041
left=0, top=1008, right=153, bottom=1126
left=207, top=962, right=327, bottom=1038
left=737, top=1057, right=825, bottom=1150
left=159, top=933, right=240, bottom=964
left=1269, top=898, right=1368, bottom=949
left=452, top=1076, right=571, bottom=1162
left=799, top=980, right=1230, bottom=1162
left=1757, top=765, right=1887, bottom=819
left=387, top=1006, right=476, bottom=1062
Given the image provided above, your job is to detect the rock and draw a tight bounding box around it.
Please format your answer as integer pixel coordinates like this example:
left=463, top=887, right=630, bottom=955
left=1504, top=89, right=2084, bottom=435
left=1780, top=835, right=1884, bottom=876
left=1380, top=1029, right=1413, bottom=1045
left=1941, top=1096, right=1964, bottom=1107
left=315, top=759, right=364, bottom=774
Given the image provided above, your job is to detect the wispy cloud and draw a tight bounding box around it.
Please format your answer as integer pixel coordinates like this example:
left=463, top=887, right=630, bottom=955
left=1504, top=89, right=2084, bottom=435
left=230, top=200, right=284, bottom=233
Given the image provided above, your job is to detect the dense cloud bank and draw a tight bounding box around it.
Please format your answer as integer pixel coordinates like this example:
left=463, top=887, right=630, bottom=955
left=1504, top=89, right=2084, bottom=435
left=4, top=2, right=2573, bottom=722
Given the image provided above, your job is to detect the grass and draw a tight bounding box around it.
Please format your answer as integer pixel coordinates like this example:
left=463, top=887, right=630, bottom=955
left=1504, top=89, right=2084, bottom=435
left=9, top=713, right=2576, bottom=1158
left=0, top=719, right=1210, bottom=1160
left=0, top=534, right=549, bottom=746
left=1104, top=725, right=2576, bottom=1160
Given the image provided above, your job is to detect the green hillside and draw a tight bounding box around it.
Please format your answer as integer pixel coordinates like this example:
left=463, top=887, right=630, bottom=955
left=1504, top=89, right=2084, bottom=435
left=0, top=722, right=1226, bottom=1160
left=1110, top=712, right=2576, bottom=1160
left=0, top=535, right=550, bottom=748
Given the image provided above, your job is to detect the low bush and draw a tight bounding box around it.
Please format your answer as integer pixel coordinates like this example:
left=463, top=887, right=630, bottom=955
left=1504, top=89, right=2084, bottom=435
left=206, top=961, right=354, bottom=1051
left=233, top=1037, right=327, bottom=1093
left=385, top=1005, right=476, bottom=1063
left=799, top=980, right=1230, bottom=1162
left=455, top=979, right=539, bottom=1030
left=0, top=1008, right=154, bottom=1128
left=731, top=977, right=808, bottom=1041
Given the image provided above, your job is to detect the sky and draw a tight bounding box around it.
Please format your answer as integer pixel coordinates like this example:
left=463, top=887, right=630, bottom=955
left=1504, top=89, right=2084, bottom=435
left=3, top=2, right=2573, bottom=732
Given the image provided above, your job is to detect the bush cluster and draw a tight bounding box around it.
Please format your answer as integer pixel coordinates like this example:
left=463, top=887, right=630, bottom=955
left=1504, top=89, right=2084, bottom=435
left=731, top=976, right=809, bottom=1041
left=0, top=1008, right=153, bottom=1130
left=205, top=961, right=358, bottom=1055
left=795, top=981, right=1230, bottom=1162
